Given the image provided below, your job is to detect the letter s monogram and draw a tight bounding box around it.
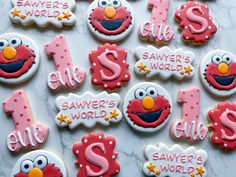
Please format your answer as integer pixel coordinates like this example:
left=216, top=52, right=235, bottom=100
left=85, top=143, right=109, bottom=176
left=220, top=110, right=236, bottom=140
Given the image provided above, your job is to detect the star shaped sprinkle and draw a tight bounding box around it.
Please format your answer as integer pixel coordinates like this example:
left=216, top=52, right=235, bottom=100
left=11, top=8, right=21, bottom=18
left=145, top=68, right=151, bottom=74
left=180, top=69, right=185, bottom=75
left=20, top=14, right=27, bottom=20
left=190, top=173, right=195, bottom=177
left=57, top=15, right=63, bottom=21
left=110, top=109, right=119, bottom=119
left=57, top=114, right=67, bottom=124
left=138, top=63, right=147, bottom=71
left=67, top=119, right=73, bottom=125
left=155, top=168, right=161, bottom=176
left=147, top=162, right=156, bottom=174
left=63, top=11, right=72, bottom=20
left=184, top=65, right=193, bottom=75
left=104, top=115, right=110, bottom=121
left=196, top=166, right=205, bottom=177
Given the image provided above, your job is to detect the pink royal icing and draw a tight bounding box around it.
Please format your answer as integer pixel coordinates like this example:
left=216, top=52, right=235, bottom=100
left=3, top=90, right=48, bottom=152
left=45, top=34, right=86, bottom=90
left=170, top=87, right=208, bottom=141
left=138, top=0, right=174, bottom=45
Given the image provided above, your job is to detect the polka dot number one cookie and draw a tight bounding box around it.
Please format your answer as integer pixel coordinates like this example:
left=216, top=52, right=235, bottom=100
left=0, top=33, right=40, bottom=84
left=123, top=82, right=172, bottom=133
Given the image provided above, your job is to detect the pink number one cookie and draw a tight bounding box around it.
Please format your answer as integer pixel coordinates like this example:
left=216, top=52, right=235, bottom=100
left=3, top=90, right=48, bottom=152
left=170, top=87, right=208, bottom=141
left=45, top=34, right=86, bottom=90
left=138, top=0, right=174, bottom=45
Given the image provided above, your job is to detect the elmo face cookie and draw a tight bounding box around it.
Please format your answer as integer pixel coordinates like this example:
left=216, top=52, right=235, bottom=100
left=10, top=0, right=76, bottom=28
left=87, top=0, right=134, bottom=41
left=0, top=33, right=39, bottom=84
left=11, top=150, right=67, bottom=177
left=123, top=82, right=172, bottom=133
left=208, top=102, right=236, bottom=151
left=175, top=1, right=217, bottom=45
left=200, top=50, right=236, bottom=97
left=89, top=43, right=130, bottom=90
left=73, top=132, right=120, bottom=177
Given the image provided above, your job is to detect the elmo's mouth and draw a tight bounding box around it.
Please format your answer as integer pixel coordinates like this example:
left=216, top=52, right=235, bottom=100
left=136, top=109, right=165, bottom=123
left=213, top=75, right=236, bottom=86
left=98, top=18, right=127, bottom=31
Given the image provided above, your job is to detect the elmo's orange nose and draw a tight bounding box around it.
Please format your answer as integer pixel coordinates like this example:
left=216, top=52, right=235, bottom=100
left=142, top=96, right=155, bottom=110
left=104, top=6, right=116, bottom=19
left=3, top=46, right=17, bottom=60
left=218, top=63, right=229, bottom=74
left=28, top=167, right=43, bottom=177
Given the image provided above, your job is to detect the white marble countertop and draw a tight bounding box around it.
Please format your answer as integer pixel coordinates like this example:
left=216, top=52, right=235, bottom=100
left=0, top=0, right=236, bottom=176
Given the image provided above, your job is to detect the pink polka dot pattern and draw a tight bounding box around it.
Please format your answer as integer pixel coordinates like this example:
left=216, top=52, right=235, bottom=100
left=170, top=87, right=208, bottom=141
left=45, top=34, right=86, bottom=90
left=3, top=90, right=49, bottom=152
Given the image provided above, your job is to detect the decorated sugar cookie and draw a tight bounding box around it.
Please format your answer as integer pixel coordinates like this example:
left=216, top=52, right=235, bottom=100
left=143, top=143, right=208, bottom=177
left=87, top=0, right=134, bottom=41
left=9, top=0, right=76, bottom=28
left=138, top=0, right=174, bottom=45
left=45, top=34, right=86, bottom=91
left=0, top=33, right=39, bottom=84
left=170, top=87, right=208, bottom=141
left=73, top=132, right=120, bottom=177
left=208, top=102, right=236, bottom=150
left=11, top=150, right=67, bottom=177
left=123, top=82, right=172, bottom=133
left=89, top=43, right=130, bottom=90
left=55, top=91, right=122, bottom=129
left=134, top=45, right=195, bottom=80
left=3, top=90, right=48, bottom=152
left=200, top=50, right=236, bottom=97
left=175, top=1, right=217, bottom=45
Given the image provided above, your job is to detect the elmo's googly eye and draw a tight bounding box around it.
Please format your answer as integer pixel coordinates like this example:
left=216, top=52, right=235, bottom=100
left=212, top=55, right=222, bottom=65
left=146, top=87, right=158, bottom=98
left=98, top=0, right=109, bottom=8
left=33, top=155, right=48, bottom=169
left=111, top=0, right=121, bottom=8
left=222, top=54, right=232, bottom=64
left=135, top=88, right=146, bottom=100
left=20, top=160, right=34, bottom=174
left=8, top=37, right=22, bottom=48
left=0, top=39, right=8, bottom=50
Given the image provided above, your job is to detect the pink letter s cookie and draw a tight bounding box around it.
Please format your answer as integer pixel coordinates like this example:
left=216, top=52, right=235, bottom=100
left=170, top=87, right=208, bottom=141
left=208, top=102, right=236, bottom=150
left=45, top=34, right=86, bottom=91
left=89, top=43, right=130, bottom=90
left=73, top=132, right=120, bottom=177
left=175, top=1, right=217, bottom=45
left=138, top=0, right=174, bottom=45
left=3, top=90, right=48, bottom=152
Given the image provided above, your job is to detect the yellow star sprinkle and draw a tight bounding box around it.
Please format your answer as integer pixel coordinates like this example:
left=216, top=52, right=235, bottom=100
left=184, top=65, right=193, bottom=75
left=57, top=114, right=67, bottom=124
left=67, top=119, right=73, bottom=125
left=110, top=109, right=119, bottom=119
left=180, top=69, right=185, bottom=75
left=190, top=172, right=195, bottom=177
left=57, top=15, right=63, bottom=21
left=11, top=8, right=21, bottom=18
left=63, top=11, right=72, bottom=20
left=155, top=168, right=161, bottom=176
left=147, top=162, right=156, bottom=174
left=104, top=115, right=110, bottom=121
left=145, top=68, right=151, bottom=74
left=196, top=166, right=205, bottom=177
left=137, top=63, right=147, bottom=71
left=20, top=14, right=27, bottom=20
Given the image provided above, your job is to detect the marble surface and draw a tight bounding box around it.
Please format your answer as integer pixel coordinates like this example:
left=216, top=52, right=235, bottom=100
left=0, top=0, right=236, bottom=176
